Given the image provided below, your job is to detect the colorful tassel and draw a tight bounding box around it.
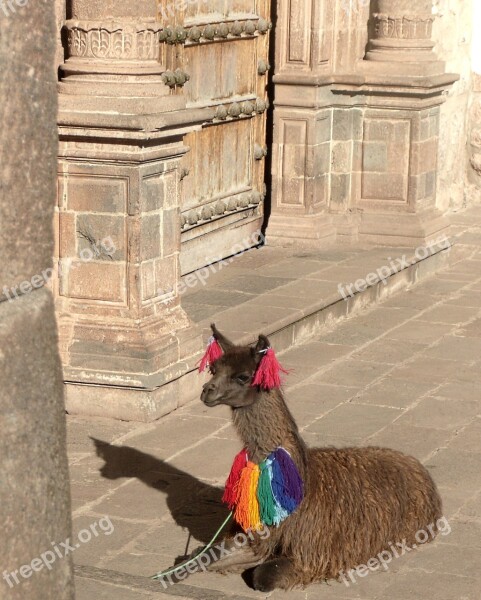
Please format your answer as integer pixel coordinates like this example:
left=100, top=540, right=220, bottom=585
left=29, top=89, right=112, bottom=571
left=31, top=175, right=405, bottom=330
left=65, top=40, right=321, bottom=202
left=257, top=459, right=277, bottom=526
left=199, top=336, right=223, bottom=373
left=224, top=446, right=304, bottom=531
left=273, top=448, right=304, bottom=506
left=234, top=462, right=261, bottom=531
left=252, top=348, right=288, bottom=390
left=267, top=462, right=289, bottom=525
left=270, top=453, right=297, bottom=513
left=222, top=448, right=247, bottom=509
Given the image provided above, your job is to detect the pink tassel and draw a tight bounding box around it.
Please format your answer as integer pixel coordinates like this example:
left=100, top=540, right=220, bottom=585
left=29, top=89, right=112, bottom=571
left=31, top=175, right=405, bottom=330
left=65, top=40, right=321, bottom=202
left=199, top=336, right=223, bottom=372
left=252, top=348, right=288, bottom=390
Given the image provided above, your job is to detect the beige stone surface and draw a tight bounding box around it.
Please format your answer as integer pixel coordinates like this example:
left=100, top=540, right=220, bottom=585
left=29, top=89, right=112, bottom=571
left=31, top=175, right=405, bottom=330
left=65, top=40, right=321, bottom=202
left=68, top=212, right=481, bottom=598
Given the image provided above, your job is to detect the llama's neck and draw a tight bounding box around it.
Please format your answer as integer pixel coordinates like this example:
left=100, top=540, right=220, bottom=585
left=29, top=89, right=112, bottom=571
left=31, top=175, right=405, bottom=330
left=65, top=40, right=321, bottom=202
left=231, top=389, right=307, bottom=473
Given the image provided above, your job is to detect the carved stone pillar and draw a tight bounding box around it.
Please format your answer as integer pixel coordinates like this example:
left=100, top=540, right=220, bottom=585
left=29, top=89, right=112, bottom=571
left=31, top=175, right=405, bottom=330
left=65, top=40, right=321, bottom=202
left=354, top=0, right=458, bottom=244
left=270, top=0, right=458, bottom=248
left=267, top=0, right=337, bottom=247
left=366, top=0, right=442, bottom=75
left=56, top=0, right=203, bottom=421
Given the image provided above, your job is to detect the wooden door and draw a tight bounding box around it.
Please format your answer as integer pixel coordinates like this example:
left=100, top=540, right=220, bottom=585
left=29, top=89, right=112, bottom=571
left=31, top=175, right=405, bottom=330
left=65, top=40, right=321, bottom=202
left=158, top=0, right=272, bottom=274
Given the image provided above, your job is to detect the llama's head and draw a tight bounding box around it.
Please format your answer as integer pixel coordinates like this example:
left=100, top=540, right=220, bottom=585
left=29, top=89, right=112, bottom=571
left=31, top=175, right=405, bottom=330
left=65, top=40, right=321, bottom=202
left=200, top=324, right=271, bottom=408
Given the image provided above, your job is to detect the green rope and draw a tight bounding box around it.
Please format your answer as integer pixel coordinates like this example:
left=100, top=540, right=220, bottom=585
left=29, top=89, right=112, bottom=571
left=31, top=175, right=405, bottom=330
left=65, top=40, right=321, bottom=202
left=152, top=511, right=233, bottom=581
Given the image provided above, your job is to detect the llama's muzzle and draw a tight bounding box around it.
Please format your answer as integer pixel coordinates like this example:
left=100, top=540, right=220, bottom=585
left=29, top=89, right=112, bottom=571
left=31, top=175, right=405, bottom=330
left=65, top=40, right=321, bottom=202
left=201, top=382, right=222, bottom=406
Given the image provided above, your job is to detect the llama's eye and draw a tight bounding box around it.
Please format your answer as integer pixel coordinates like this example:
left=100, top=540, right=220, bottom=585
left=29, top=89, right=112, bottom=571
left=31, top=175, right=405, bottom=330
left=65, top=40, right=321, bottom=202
left=235, top=374, right=251, bottom=385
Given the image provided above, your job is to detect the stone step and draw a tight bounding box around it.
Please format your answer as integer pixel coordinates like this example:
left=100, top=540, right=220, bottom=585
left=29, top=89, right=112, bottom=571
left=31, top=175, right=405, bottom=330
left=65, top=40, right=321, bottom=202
left=66, top=220, right=480, bottom=422
left=185, top=241, right=454, bottom=355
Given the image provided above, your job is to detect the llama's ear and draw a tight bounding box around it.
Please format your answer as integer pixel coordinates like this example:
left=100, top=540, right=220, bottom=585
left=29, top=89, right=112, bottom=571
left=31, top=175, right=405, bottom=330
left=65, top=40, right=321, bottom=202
left=253, top=334, right=270, bottom=364
left=211, top=323, right=234, bottom=352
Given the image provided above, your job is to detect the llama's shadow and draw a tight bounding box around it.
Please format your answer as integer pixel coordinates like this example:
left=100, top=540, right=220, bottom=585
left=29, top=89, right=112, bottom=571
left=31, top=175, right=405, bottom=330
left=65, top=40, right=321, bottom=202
left=92, top=438, right=231, bottom=566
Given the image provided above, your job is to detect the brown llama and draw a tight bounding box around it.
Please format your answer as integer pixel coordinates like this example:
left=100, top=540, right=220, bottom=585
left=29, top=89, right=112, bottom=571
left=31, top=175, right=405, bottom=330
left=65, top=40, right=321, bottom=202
left=199, top=324, right=443, bottom=592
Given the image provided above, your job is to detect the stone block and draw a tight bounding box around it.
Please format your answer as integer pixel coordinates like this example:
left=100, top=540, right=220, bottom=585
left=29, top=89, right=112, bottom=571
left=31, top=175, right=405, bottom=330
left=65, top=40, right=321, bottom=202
left=162, top=209, right=180, bottom=258
left=0, top=290, right=73, bottom=598
left=140, top=214, right=161, bottom=261
left=61, top=173, right=127, bottom=213
left=425, top=448, right=481, bottom=493
left=141, top=261, right=156, bottom=301
left=305, top=403, right=400, bottom=442
left=332, top=109, right=353, bottom=140
left=330, top=173, right=350, bottom=210
left=65, top=380, right=178, bottom=422
left=312, top=142, right=331, bottom=175
left=142, top=173, right=165, bottom=213
left=59, top=211, right=77, bottom=257
left=354, top=377, right=435, bottom=409
left=163, top=170, right=178, bottom=210
left=411, top=138, right=438, bottom=175
left=67, top=261, right=126, bottom=302
left=318, top=359, right=392, bottom=389
left=426, top=170, right=436, bottom=196
left=396, top=396, right=479, bottom=431
left=154, top=256, right=177, bottom=299
left=362, top=172, right=407, bottom=201
left=315, top=112, right=332, bottom=144
left=362, top=142, right=388, bottom=172
left=331, top=141, right=352, bottom=173
left=76, top=213, right=126, bottom=261
left=365, top=423, right=451, bottom=461
left=352, top=141, right=363, bottom=172
left=352, top=108, right=363, bottom=141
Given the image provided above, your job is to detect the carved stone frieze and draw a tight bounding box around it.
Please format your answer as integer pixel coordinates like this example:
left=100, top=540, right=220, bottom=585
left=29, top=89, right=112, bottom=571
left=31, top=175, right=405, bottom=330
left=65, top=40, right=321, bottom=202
left=372, top=13, right=434, bottom=40
left=65, top=20, right=163, bottom=61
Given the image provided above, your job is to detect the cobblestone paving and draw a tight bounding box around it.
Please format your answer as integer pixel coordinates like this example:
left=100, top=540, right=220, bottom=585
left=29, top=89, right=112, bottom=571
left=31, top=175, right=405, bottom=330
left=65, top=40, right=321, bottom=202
left=69, top=209, right=481, bottom=599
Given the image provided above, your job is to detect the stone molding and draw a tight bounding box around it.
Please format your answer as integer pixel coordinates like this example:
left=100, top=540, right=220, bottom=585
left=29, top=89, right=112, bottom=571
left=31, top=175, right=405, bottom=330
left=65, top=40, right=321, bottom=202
left=372, top=13, right=434, bottom=40
left=65, top=19, right=162, bottom=61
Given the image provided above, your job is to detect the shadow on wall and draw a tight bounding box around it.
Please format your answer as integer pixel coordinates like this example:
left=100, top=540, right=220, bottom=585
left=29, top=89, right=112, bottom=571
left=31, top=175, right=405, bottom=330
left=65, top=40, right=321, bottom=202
left=92, top=438, right=232, bottom=556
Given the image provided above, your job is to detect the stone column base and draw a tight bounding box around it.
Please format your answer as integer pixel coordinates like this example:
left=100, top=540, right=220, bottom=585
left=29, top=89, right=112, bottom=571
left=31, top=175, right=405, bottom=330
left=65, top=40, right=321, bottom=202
left=358, top=208, right=451, bottom=247
left=266, top=214, right=336, bottom=249
left=65, top=367, right=205, bottom=422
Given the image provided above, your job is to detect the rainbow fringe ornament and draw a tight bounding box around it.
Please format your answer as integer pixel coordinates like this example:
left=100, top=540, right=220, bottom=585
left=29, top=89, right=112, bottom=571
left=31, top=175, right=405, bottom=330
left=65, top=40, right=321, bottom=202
left=199, top=336, right=223, bottom=373
left=223, top=447, right=304, bottom=531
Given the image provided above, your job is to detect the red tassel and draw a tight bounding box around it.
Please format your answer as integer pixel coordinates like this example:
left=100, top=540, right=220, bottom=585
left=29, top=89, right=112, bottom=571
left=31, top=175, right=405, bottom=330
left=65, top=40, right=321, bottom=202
left=222, top=448, right=248, bottom=509
left=251, top=348, right=289, bottom=390
left=198, top=336, right=223, bottom=373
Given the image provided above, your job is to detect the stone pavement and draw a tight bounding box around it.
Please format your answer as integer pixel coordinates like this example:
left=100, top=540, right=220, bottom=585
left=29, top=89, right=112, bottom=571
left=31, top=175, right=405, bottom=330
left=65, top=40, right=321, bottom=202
left=68, top=210, right=481, bottom=600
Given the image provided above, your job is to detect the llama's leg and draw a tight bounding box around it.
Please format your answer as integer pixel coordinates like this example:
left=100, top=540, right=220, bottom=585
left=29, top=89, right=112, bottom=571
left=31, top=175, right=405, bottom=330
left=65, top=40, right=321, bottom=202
left=207, top=538, right=263, bottom=573
left=251, top=556, right=299, bottom=592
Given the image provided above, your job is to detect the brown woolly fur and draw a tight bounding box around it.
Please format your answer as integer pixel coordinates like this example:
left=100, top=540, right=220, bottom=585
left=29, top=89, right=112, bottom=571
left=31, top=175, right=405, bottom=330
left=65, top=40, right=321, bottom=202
left=200, top=325, right=443, bottom=592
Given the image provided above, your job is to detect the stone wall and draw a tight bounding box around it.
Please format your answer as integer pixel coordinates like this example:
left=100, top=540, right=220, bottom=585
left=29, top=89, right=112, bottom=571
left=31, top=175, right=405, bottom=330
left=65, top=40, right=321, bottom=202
left=0, top=0, right=74, bottom=598
left=432, top=0, right=474, bottom=211
left=467, top=0, right=481, bottom=200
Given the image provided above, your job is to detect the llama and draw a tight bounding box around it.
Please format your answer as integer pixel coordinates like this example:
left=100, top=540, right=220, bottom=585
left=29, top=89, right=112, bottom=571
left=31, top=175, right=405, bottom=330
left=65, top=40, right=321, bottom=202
left=199, top=324, right=443, bottom=592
